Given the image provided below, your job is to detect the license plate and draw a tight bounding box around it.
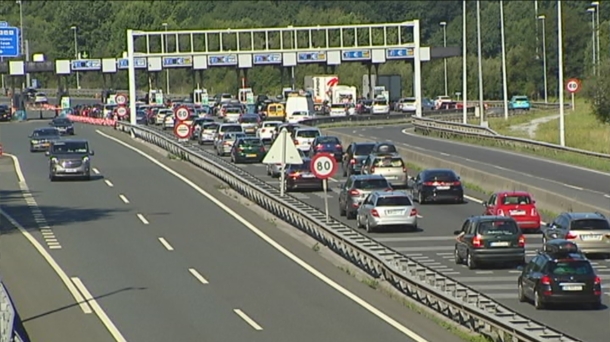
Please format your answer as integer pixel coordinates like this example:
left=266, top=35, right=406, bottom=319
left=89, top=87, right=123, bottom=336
left=386, top=210, right=403, bottom=215
left=490, top=241, right=510, bottom=247
left=302, top=174, right=315, bottom=178
left=436, top=186, right=450, bottom=190
left=510, top=210, right=526, bottom=215
left=246, top=154, right=257, bottom=157
left=562, top=285, right=583, bottom=291
left=385, top=176, right=397, bottom=180
left=582, top=234, right=603, bottom=241
left=64, top=169, right=78, bottom=173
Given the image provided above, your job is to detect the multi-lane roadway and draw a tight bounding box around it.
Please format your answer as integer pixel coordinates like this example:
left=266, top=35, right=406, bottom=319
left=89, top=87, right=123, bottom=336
left=0, top=120, right=466, bottom=342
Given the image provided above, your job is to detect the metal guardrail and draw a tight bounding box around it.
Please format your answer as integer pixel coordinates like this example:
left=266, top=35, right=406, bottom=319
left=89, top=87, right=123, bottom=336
left=33, top=88, right=190, bottom=99
left=412, top=117, right=610, bottom=160
left=0, top=281, right=15, bottom=342
left=485, top=101, right=569, bottom=110
left=110, top=120, right=581, bottom=342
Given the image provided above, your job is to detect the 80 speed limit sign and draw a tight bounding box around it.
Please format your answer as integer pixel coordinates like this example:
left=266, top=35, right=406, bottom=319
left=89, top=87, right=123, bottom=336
left=311, top=153, right=338, bottom=179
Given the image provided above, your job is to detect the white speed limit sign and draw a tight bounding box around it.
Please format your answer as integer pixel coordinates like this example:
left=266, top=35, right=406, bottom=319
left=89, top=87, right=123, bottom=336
left=174, top=106, right=190, bottom=122
left=311, top=153, right=338, bottom=179
left=566, top=78, right=581, bottom=94
left=116, top=106, right=128, bottom=117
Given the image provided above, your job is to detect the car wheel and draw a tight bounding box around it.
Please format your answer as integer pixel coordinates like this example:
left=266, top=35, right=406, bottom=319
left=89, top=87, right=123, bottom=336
left=518, top=283, right=527, bottom=302
left=49, top=174, right=56, bottom=182
left=356, top=215, right=363, bottom=228
left=342, top=167, right=347, bottom=177
left=339, top=204, right=346, bottom=216
left=589, top=302, right=602, bottom=310
left=534, top=290, right=545, bottom=310
left=457, top=196, right=464, bottom=204
left=266, top=167, right=271, bottom=176
left=418, top=191, right=425, bottom=204
left=466, top=251, right=477, bottom=269
left=346, top=207, right=356, bottom=220
left=454, top=248, right=463, bottom=264
left=365, top=218, right=374, bottom=233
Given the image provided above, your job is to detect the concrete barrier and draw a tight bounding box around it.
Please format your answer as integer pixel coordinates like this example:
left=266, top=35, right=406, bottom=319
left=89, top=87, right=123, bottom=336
left=67, top=115, right=116, bottom=126
left=325, top=129, right=610, bottom=217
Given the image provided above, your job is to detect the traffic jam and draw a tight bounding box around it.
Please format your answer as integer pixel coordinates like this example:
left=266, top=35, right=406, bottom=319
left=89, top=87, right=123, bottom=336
left=64, top=89, right=607, bottom=311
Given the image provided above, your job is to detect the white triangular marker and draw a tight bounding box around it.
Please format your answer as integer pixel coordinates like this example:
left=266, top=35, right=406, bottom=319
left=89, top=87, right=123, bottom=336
left=262, top=128, right=303, bottom=165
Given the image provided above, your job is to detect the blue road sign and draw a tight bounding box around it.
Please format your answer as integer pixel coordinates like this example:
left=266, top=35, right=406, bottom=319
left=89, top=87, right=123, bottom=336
left=162, top=56, right=193, bottom=68
left=297, top=52, right=326, bottom=63
left=253, top=53, right=281, bottom=65
left=0, top=26, right=20, bottom=58
left=117, top=57, right=147, bottom=69
left=207, top=54, right=237, bottom=66
left=0, top=22, right=8, bottom=28
left=342, top=50, right=371, bottom=61
left=386, top=48, right=414, bottom=59
left=71, top=59, right=102, bottom=71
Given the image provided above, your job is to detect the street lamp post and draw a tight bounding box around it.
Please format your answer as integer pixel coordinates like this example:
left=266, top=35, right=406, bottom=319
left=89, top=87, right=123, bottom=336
left=16, top=0, right=30, bottom=88
left=500, top=1, right=509, bottom=120
left=440, top=21, right=448, bottom=96
left=476, top=0, right=484, bottom=125
left=461, top=0, right=467, bottom=124
left=71, top=26, right=80, bottom=90
left=558, top=1, right=566, bottom=147
left=591, top=2, right=600, bottom=67
left=538, top=15, right=548, bottom=104
left=587, top=7, right=596, bottom=75
left=162, top=23, right=170, bottom=94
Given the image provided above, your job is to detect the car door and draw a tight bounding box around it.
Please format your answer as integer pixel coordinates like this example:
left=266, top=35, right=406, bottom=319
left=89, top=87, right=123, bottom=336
left=522, top=256, right=541, bottom=297
left=485, top=194, right=497, bottom=215
left=338, top=177, right=352, bottom=208
left=412, top=172, right=423, bottom=197
left=455, top=219, right=471, bottom=259
left=361, top=156, right=372, bottom=175
left=343, top=144, right=353, bottom=171
left=358, top=194, right=374, bottom=223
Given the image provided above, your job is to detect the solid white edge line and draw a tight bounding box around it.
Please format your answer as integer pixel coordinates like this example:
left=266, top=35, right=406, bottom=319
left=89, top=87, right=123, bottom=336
left=136, top=213, right=149, bottom=225
left=188, top=268, right=209, bottom=284
left=3, top=153, right=128, bottom=339
left=96, top=130, right=430, bottom=342
left=104, top=180, right=114, bottom=187
left=233, top=309, right=263, bottom=331
left=158, top=237, right=174, bottom=251
left=70, top=277, right=127, bottom=342
left=119, top=194, right=130, bottom=204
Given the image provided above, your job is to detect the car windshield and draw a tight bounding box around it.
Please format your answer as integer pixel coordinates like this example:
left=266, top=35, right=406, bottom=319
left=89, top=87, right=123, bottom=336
left=502, top=195, right=532, bottom=205
left=240, top=116, right=259, bottom=123
left=374, top=100, right=387, bottom=106
left=316, top=136, right=340, bottom=144
left=202, top=124, right=219, bottom=131
left=376, top=196, right=412, bottom=206
left=53, top=119, right=71, bottom=125
left=570, top=219, right=610, bottom=231
left=33, top=129, right=59, bottom=137
left=354, top=144, right=375, bottom=155
left=514, top=97, right=528, bottom=102
left=225, top=133, right=246, bottom=140
left=375, top=144, right=397, bottom=153
left=290, top=162, right=311, bottom=172
left=424, top=171, right=458, bottom=182
left=548, top=261, right=594, bottom=276
left=222, top=125, right=243, bottom=133
left=52, top=142, right=89, bottom=154
left=239, top=139, right=263, bottom=147
left=297, top=130, right=320, bottom=138
left=373, top=157, right=404, bottom=167
left=354, top=179, right=389, bottom=189
left=479, top=220, right=519, bottom=235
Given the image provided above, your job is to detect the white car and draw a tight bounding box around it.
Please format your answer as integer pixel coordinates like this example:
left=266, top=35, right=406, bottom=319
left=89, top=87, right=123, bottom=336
left=223, top=107, right=242, bottom=123
left=198, top=122, right=220, bottom=145
left=400, top=98, right=417, bottom=112
left=293, top=127, right=321, bottom=152
left=163, top=114, right=174, bottom=129
left=34, top=93, right=48, bottom=103
left=155, top=109, right=173, bottom=125
left=372, top=99, right=390, bottom=115
left=286, top=111, right=314, bottom=124
left=329, top=104, right=347, bottom=117
left=256, top=121, right=282, bottom=140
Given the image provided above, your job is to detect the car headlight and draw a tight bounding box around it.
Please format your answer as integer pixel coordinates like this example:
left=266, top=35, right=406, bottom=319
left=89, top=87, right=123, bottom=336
left=31, top=140, right=39, bottom=144
left=51, top=157, right=58, bottom=163
left=82, top=156, right=90, bottom=163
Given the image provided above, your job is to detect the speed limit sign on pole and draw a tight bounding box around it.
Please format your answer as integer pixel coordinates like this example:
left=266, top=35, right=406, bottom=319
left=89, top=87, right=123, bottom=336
left=116, top=105, right=128, bottom=117
left=566, top=78, right=581, bottom=94
left=311, top=153, right=338, bottom=180
left=174, top=105, right=191, bottom=122
left=115, top=93, right=128, bottom=105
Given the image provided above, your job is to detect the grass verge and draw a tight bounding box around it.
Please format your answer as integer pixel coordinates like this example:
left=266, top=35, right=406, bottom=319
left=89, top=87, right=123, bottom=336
left=317, top=118, right=412, bottom=129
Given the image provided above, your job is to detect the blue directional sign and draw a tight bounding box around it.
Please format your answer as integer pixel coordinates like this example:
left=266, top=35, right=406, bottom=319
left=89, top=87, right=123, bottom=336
left=162, top=56, right=193, bottom=68
left=208, top=54, right=237, bottom=66
left=342, top=50, right=371, bottom=61
left=117, top=57, right=147, bottom=69
left=253, top=53, right=281, bottom=65
left=71, top=59, right=102, bottom=71
left=297, top=52, right=326, bottom=63
left=386, top=47, right=414, bottom=59
left=0, top=25, right=20, bottom=58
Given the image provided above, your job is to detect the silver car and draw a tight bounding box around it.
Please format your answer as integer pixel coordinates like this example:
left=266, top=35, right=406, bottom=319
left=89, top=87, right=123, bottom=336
left=29, top=127, right=61, bottom=152
left=542, top=212, right=610, bottom=255
left=47, top=139, right=94, bottom=181
left=356, top=191, right=418, bottom=232
left=361, top=153, right=408, bottom=188
left=338, top=174, right=392, bottom=220
left=215, top=132, right=246, bottom=156
left=266, top=149, right=306, bottom=178
left=198, top=122, right=220, bottom=145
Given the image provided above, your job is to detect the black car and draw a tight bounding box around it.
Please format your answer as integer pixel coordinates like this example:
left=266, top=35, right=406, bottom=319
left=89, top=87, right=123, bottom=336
left=272, top=123, right=301, bottom=142
left=454, top=216, right=525, bottom=269
left=517, top=239, right=602, bottom=310
left=49, top=117, right=75, bottom=135
left=283, top=158, right=323, bottom=192
left=411, top=168, right=464, bottom=204
left=342, top=142, right=376, bottom=177
left=309, top=136, right=343, bottom=161
left=0, top=104, right=11, bottom=122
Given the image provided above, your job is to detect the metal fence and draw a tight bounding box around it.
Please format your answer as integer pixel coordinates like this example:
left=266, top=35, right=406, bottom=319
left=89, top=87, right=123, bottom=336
left=110, top=120, right=581, bottom=342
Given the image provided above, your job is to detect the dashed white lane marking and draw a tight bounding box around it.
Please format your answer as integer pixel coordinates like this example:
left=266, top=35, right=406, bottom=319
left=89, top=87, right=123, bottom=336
left=440, top=152, right=450, bottom=157
left=188, top=268, right=209, bottom=284
left=119, top=194, right=130, bottom=204
left=158, top=237, right=174, bottom=251
left=137, top=213, right=149, bottom=225
left=233, top=309, right=263, bottom=331
left=92, top=168, right=100, bottom=174
left=563, top=184, right=583, bottom=191
left=104, top=180, right=114, bottom=187
left=604, top=194, right=610, bottom=199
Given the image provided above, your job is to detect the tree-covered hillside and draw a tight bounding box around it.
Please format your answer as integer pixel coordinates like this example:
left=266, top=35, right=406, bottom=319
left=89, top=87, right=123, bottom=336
left=0, top=1, right=606, bottom=99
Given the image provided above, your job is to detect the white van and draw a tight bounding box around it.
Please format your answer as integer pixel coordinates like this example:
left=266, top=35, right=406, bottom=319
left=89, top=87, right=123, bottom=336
left=285, top=95, right=314, bottom=118
left=286, top=111, right=314, bottom=124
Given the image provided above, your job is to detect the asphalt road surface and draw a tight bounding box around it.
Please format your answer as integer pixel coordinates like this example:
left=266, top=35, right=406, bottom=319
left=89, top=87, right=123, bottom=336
left=139, top=122, right=610, bottom=342
left=0, top=120, right=466, bottom=342
left=330, top=126, right=610, bottom=209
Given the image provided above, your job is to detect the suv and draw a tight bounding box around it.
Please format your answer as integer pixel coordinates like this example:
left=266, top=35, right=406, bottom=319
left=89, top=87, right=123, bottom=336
left=454, top=216, right=525, bottom=269
left=542, top=212, right=610, bottom=255
left=338, top=175, right=392, bottom=220
left=517, top=239, right=602, bottom=310
left=356, top=191, right=418, bottom=232
left=47, top=139, right=94, bottom=181
left=342, top=142, right=376, bottom=177
left=361, top=153, right=408, bottom=188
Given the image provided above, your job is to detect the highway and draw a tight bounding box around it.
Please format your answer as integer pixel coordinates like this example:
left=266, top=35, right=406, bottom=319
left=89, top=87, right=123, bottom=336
left=0, top=120, right=465, bottom=342
left=330, top=125, right=610, bottom=208
left=145, top=123, right=610, bottom=342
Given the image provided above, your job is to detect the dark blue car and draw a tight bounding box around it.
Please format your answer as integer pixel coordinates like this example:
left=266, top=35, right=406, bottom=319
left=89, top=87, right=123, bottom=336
left=309, top=136, right=343, bottom=161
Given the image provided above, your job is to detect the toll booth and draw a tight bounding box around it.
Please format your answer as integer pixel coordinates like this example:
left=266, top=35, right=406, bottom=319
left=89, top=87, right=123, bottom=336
left=193, top=88, right=209, bottom=106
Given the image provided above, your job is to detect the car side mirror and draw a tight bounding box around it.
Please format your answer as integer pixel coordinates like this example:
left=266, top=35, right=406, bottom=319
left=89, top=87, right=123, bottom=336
left=44, top=151, right=50, bottom=156
left=453, top=230, right=461, bottom=235
left=482, top=201, right=487, bottom=207
left=89, top=150, right=95, bottom=156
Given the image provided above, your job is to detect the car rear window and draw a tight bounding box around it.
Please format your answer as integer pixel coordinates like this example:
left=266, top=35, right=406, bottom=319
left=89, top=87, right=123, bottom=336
left=501, top=195, right=532, bottom=205
left=203, top=123, right=219, bottom=130
left=354, top=179, right=389, bottom=189
left=296, top=130, right=320, bottom=138
left=374, top=100, right=388, bottom=106
left=317, top=136, right=340, bottom=144
left=570, top=219, right=610, bottom=231
left=478, top=220, right=519, bottom=235
left=290, top=162, right=311, bottom=172
left=514, top=97, right=528, bottom=102
left=354, top=144, right=375, bottom=155
left=239, top=139, right=263, bottom=147
left=424, top=171, right=458, bottom=182
left=548, top=261, right=594, bottom=276
left=240, top=116, right=259, bottom=123
left=374, top=157, right=404, bottom=167
left=222, top=125, right=243, bottom=132
left=376, top=196, right=412, bottom=206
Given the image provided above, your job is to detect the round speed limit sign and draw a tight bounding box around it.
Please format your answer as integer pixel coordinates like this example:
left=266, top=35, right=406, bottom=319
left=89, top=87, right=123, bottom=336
left=115, top=94, right=128, bottom=105
left=311, top=153, right=338, bottom=179
left=174, top=106, right=191, bottom=122
left=116, top=105, right=128, bottom=117
left=566, top=78, right=581, bottom=94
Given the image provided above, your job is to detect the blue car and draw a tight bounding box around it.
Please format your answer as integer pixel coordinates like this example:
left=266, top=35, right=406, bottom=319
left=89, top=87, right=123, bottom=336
left=508, top=96, right=531, bottom=110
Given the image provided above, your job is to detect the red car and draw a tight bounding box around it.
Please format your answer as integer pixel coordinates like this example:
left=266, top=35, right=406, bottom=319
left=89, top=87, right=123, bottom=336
left=483, top=191, right=541, bottom=231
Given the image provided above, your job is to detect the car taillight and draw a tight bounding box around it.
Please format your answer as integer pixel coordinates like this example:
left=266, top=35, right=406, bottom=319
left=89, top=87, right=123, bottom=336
left=410, top=208, right=417, bottom=216
left=294, top=140, right=299, bottom=145
left=566, top=231, right=577, bottom=240
left=261, top=129, right=266, bottom=133
left=259, top=147, right=265, bottom=152
left=335, top=144, right=342, bottom=149
left=423, top=182, right=435, bottom=186
left=472, top=234, right=482, bottom=248
left=594, top=276, right=602, bottom=296
left=289, top=171, right=300, bottom=178
left=531, top=208, right=538, bottom=216
left=452, top=181, right=461, bottom=186
left=497, top=209, right=504, bottom=216
left=348, top=189, right=360, bottom=196
left=540, top=275, right=552, bottom=295
left=384, top=187, right=393, bottom=192
left=370, top=167, right=375, bottom=173
left=371, top=209, right=380, bottom=217
left=349, top=159, right=356, bottom=165
left=402, top=167, right=408, bottom=173
left=315, top=144, right=323, bottom=150
left=518, top=235, right=525, bottom=247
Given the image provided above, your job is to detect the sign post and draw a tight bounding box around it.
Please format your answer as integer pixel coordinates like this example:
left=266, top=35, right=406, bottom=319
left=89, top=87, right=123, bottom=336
left=310, top=153, right=338, bottom=223
left=262, top=128, right=303, bottom=197
left=566, top=78, right=581, bottom=112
